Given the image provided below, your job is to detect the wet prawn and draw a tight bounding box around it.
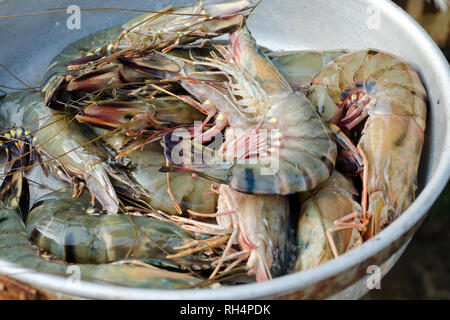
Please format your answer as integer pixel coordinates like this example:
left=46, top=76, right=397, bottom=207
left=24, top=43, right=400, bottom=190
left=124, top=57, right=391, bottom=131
left=135, top=26, right=338, bottom=195
left=0, top=162, right=201, bottom=289
left=308, top=50, right=427, bottom=239
left=296, top=171, right=363, bottom=270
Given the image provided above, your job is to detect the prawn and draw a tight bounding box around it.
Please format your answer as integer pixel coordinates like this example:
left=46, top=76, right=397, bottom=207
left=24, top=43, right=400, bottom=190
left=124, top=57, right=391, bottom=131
left=308, top=50, right=427, bottom=238
left=137, top=26, right=337, bottom=195
left=0, top=168, right=201, bottom=289
left=296, top=171, right=363, bottom=270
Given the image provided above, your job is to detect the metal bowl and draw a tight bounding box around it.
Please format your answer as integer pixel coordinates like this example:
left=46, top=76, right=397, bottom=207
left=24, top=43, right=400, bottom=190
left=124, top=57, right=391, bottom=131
left=0, top=0, right=449, bottom=299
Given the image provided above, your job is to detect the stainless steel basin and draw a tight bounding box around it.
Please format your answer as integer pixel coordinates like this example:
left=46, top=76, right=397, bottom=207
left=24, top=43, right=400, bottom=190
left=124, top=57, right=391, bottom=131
left=0, top=0, right=449, bottom=299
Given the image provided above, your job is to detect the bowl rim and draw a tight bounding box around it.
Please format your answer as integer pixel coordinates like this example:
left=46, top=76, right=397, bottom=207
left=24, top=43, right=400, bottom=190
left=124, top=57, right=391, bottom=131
left=0, top=0, right=449, bottom=299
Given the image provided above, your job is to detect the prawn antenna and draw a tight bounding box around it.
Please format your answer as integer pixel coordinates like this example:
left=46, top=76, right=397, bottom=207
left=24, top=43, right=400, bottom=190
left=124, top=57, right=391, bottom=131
left=0, top=7, right=208, bottom=19
left=0, top=63, right=35, bottom=89
left=244, top=0, right=264, bottom=24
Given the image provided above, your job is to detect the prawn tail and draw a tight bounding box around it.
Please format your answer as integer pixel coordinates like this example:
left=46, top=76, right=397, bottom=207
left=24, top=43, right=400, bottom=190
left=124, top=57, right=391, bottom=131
left=117, top=53, right=183, bottom=77
left=83, top=163, right=119, bottom=214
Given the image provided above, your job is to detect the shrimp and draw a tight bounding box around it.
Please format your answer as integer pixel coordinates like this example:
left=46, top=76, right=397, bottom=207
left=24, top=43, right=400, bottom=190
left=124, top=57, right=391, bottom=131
left=43, top=0, right=250, bottom=110
left=25, top=187, right=210, bottom=268
left=40, top=3, right=247, bottom=139
left=265, top=50, right=365, bottom=176
left=75, top=96, right=207, bottom=135
left=171, top=185, right=294, bottom=282
left=69, top=48, right=227, bottom=141
left=124, top=140, right=218, bottom=215
left=216, top=186, right=293, bottom=281
left=115, top=0, right=250, bottom=52
left=0, top=169, right=201, bottom=289
left=139, top=26, right=337, bottom=195
left=0, top=91, right=140, bottom=214
left=29, top=8, right=241, bottom=215
left=308, top=50, right=427, bottom=239
left=94, top=129, right=219, bottom=216
left=296, top=171, right=363, bottom=271
left=1, top=91, right=216, bottom=217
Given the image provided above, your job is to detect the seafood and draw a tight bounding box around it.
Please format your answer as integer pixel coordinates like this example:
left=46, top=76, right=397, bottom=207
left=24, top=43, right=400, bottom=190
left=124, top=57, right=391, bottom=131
left=0, top=93, right=132, bottom=213
left=92, top=129, right=219, bottom=215
left=25, top=187, right=207, bottom=266
left=41, top=28, right=210, bottom=131
left=0, top=91, right=52, bottom=138
left=29, top=23, right=219, bottom=215
left=266, top=50, right=365, bottom=175
left=1, top=92, right=216, bottom=219
left=76, top=97, right=207, bottom=134
left=0, top=92, right=51, bottom=181
left=81, top=109, right=219, bottom=215
left=296, top=171, right=363, bottom=271
left=0, top=169, right=200, bottom=289
left=43, top=0, right=250, bottom=110
left=308, top=50, right=427, bottom=238
left=0, top=128, right=36, bottom=175
left=268, top=50, right=348, bottom=94
left=71, top=45, right=225, bottom=136
left=173, top=185, right=293, bottom=282
left=125, top=140, right=218, bottom=215
left=129, top=27, right=338, bottom=281
left=30, top=97, right=134, bottom=214
left=215, top=185, right=293, bottom=281
left=0, top=0, right=431, bottom=293
left=115, top=0, right=250, bottom=52
left=152, top=26, right=337, bottom=195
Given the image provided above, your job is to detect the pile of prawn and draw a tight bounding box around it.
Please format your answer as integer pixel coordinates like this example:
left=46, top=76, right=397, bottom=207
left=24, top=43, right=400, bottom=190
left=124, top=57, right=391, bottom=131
left=0, top=0, right=427, bottom=290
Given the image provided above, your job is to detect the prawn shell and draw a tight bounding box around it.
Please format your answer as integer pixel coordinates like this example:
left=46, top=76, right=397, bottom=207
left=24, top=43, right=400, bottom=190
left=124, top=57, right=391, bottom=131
left=129, top=141, right=218, bottom=215
left=309, top=50, right=427, bottom=126
left=309, top=49, right=427, bottom=238
left=361, top=113, right=424, bottom=229
left=0, top=171, right=200, bottom=289
left=217, top=185, right=293, bottom=281
left=33, top=113, right=121, bottom=214
left=25, top=189, right=198, bottom=264
left=296, top=171, right=362, bottom=271
left=268, top=50, right=348, bottom=93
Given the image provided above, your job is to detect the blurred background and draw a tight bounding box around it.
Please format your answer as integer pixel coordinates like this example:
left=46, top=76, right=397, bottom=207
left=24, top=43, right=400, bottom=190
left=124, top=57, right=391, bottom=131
left=364, top=0, right=449, bottom=299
